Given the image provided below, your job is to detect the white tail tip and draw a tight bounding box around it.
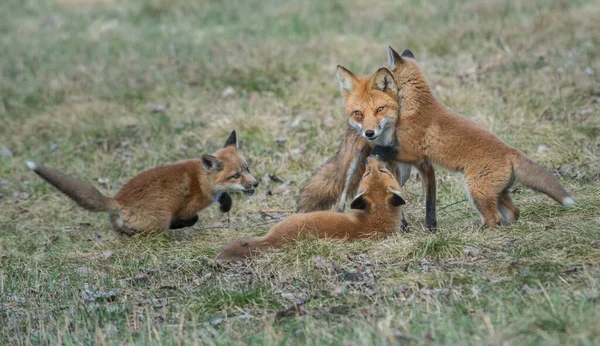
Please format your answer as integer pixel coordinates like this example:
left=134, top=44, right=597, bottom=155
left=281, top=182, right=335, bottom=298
left=25, top=161, right=37, bottom=171
left=562, top=197, right=575, bottom=207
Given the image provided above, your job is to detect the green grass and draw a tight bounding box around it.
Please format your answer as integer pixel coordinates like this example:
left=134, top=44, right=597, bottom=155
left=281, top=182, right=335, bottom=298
left=1, top=0, right=600, bottom=344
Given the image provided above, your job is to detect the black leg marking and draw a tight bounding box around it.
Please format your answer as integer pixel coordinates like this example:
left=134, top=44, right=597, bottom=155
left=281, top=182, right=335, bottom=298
left=169, top=215, right=199, bottom=229
left=217, top=192, right=232, bottom=213
left=401, top=217, right=409, bottom=232
left=418, top=160, right=437, bottom=232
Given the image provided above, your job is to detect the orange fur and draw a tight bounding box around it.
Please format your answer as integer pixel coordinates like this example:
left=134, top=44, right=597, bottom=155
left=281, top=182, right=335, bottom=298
left=386, top=47, right=574, bottom=227
left=27, top=131, right=259, bottom=235
left=218, top=155, right=406, bottom=260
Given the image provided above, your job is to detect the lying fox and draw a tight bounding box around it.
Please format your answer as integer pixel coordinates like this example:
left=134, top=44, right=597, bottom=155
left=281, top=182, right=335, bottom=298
left=26, top=130, right=259, bottom=235
left=385, top=46, right=574, bottom=227
left=218, top=147, right=406, bottom=260
left=297, top=66, right=437, bottom=231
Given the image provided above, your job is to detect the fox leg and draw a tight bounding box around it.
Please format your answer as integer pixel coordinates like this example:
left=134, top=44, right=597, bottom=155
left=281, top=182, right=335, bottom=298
left=465, top=168, right=511, bottom=228
left=396, top=162, right=412, bottom=187
left=298, top=128, right=368, bottom=212
left=336, top=146, right=365, bottom=212
left=466, top=185, right=501, bottom=228
left=391, top=163, right=410, bottom=232
left=498, top=190, right=520, bottom=225
left=108, top=212, right=136, bottom=236
left=416, top=160, right=437, bottom=232
left=169, top=215, right=199, bottom=229
left=118, top=208, right=171, bottom=235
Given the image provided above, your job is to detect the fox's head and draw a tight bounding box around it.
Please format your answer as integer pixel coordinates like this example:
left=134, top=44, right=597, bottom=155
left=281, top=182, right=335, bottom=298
left=200, top=130, right=259, bottom=196
left=349, top=147, right=405, bottom=213
left=336, top=66, right=400, bottom=146
left=386, top=47, right=424, bottom=90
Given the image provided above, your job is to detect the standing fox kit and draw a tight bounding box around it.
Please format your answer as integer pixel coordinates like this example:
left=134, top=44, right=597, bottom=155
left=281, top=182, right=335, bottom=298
left=26, top=131, right=259, bottom=235
left=218, top=148, right=406, bottom=261
left=385, top=46, right=574, bottom=227
left=297, top=66, right=437, bottom=231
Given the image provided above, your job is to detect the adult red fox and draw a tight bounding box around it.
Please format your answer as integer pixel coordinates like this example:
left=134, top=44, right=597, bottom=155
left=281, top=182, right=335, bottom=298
left=297, top=66, right=437, bottom=231
left=26, top=131, right=259, bottom=235
left=385, top=46, right=574, bottom=227
left=218, top=147, right=406, bottom=260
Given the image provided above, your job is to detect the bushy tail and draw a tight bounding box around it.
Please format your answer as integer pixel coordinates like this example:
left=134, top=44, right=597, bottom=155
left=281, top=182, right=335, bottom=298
left=26, top=161, right=119, bottom=212
left=217, top=236, right=275, bottom=261
left=512, top=152, right=575, bottom=206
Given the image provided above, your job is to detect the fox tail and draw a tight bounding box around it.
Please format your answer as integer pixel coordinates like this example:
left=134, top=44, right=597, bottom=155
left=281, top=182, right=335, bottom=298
left=512, top=152, right=574, bottom=206
left=26, top=161, right=119, bottom=212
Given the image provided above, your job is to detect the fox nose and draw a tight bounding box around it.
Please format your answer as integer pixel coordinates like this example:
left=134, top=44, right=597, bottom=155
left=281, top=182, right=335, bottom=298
left=365, top=130, right=375, bottom=138
left=251, top=181, right=259, bottom=188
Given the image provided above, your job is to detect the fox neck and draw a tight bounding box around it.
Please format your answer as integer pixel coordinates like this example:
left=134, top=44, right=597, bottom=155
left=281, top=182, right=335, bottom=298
left=399, top=76, right=441, bottom=117
left=203, top=176, right=222, bottom=200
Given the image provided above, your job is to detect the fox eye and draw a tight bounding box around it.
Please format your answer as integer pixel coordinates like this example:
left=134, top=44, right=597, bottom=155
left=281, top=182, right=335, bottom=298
left=377, top=106, right=384, bottom=113
left=231, top=173, right=241, bottom=179
left=353, top=110, right=362, bottom=117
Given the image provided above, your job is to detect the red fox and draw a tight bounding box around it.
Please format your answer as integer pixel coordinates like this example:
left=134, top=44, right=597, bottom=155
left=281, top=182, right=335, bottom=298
left=26, top=131, right=259, bottom=235
left=297, top=66, right=437, bottom=231
left=385, top=46, right=574, bottom=227
left=217, top=147, right=406, bottom=260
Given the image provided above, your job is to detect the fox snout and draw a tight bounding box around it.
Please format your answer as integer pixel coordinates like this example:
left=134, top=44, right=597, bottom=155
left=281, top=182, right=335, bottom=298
left=358, top=118, right=395, bottom=145
left=243, top=180, right=259, bottom=195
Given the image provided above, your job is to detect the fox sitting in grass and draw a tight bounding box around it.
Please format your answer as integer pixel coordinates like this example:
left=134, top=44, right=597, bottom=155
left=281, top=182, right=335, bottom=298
left=26, top=130, right=259, bottom=235
left=217, top=146, right=406, bottom=261
left=383, top=46, right=574, bottom=227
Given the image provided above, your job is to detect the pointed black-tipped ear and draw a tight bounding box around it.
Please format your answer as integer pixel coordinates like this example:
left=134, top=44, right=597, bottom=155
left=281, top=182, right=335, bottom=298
left=336, top=65, right=358, bottom=97
left=401, top=49, right=415, bottom=59
left=350, top=192, right=368, bottom=210
left=201, top=154, right=223, bottom=172
left=389, top=189, right=406, bottom=207
left=223, top=130, right=237, bottom=149
left=387, top=46, right=403, bottom=70
left=370, top=68, right=398, bottom=96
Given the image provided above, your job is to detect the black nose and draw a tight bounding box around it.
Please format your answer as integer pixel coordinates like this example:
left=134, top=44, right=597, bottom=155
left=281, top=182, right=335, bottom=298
left=251, top=181, right=259, bottom=188
left=365, top=130, right=375, bottom=138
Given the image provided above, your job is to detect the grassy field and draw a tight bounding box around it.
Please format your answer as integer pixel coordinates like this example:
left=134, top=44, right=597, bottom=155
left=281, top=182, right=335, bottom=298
left=1, top=0, right=600, bottom=344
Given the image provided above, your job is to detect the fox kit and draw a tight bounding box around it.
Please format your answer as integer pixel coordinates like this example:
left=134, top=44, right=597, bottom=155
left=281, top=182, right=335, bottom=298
left=218, top=147, right=406, bottom=261
left=26, top=130, right=259, bottom=235
left=297, top=66, right=437, bottom=231
left=385, top=46, right=574, bottom=227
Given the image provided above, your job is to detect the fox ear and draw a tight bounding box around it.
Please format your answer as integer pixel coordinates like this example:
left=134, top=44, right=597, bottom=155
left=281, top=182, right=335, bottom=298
left=389, top=189, right=406, bottom=207
left=223, top=130, right=237, bottom=149
left=336, top=65, right=358, bottom=97
left=350, top=192, right=369, bottom=210
left=387, top=46, right=404, bottom=70
left=401, top=49, right=415, bottom=59
left=371, top=68, right=398, bottom=95
left=201, top=154, right=224, bottom=172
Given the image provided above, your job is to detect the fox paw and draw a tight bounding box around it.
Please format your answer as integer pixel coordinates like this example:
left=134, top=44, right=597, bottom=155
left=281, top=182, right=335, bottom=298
left=217, top=192, right=232, bottom=213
